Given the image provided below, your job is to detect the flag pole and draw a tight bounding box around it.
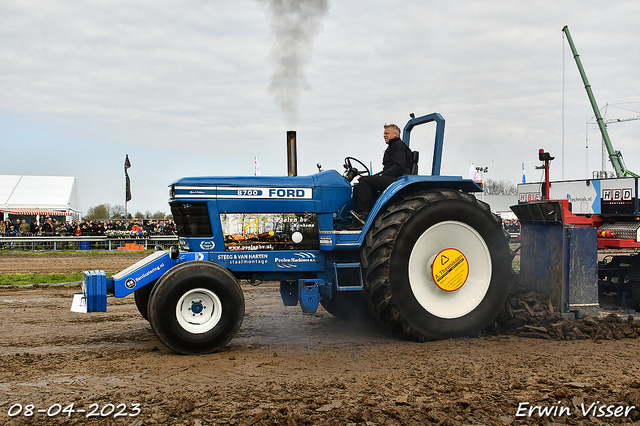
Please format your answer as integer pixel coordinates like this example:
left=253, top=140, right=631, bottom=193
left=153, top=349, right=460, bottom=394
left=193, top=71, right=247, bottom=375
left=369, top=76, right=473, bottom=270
left=125, top=157, right=128, bottom=220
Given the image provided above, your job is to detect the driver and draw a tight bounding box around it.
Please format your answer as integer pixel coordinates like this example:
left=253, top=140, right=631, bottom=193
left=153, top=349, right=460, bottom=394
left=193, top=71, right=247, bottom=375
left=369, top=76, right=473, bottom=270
left=349, top=124, right=413, bottom=228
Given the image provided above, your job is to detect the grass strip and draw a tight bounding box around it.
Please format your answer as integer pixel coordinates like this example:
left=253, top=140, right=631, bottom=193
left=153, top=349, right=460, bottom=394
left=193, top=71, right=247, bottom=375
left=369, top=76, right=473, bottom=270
left=0, top=272, right=114, bottom=286
left=0, top=250, right=154, bottom=256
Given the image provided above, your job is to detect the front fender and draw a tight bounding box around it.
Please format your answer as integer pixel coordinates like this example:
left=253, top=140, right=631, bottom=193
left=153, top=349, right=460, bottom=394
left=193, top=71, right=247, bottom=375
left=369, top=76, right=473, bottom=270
left=112, top=251, right=211, bottom=297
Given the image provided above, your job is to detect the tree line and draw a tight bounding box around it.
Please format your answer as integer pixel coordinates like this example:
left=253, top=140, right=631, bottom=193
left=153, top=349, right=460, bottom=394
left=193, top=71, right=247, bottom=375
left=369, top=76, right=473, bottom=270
left=84, top=204, right=171, bottom=220
left=482, top=179, right=518, bottom=195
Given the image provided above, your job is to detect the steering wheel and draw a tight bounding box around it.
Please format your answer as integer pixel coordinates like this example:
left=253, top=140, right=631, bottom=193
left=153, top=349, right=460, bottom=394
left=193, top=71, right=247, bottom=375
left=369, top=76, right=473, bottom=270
left=343, top=157, right=371, bottom=182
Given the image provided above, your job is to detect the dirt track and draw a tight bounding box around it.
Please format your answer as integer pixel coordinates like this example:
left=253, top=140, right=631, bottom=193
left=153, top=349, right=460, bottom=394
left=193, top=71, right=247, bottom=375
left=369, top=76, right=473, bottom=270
left=2, top=253, right=640, bottom=425
left=0, top=252, right=150, bottom=274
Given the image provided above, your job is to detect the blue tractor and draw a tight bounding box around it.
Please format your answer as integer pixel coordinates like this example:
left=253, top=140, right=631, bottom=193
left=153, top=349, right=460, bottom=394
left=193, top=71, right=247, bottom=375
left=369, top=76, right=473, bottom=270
left=77, top=113, right=512, bottom=354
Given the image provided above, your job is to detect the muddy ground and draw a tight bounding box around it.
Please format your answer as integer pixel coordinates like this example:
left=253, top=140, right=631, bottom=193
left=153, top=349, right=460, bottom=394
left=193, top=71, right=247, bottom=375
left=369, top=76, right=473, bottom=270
left=0, top=252, right=151, bottom=274
left=2, top=252, right=640, bottom=425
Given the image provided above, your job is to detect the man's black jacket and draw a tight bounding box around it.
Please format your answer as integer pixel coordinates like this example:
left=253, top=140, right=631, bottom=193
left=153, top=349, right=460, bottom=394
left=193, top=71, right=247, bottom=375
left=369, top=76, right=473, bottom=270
left=381, top=137, right=413, bottom=178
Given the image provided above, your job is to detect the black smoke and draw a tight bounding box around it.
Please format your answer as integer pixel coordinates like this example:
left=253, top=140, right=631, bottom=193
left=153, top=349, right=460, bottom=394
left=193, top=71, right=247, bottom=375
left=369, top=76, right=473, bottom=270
left=259, top=0, right=329, bottom=125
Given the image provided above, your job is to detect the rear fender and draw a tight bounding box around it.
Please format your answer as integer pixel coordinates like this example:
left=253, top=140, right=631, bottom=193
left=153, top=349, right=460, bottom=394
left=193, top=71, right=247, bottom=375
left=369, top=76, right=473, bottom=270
left=359, top=176, right=482, bottom=238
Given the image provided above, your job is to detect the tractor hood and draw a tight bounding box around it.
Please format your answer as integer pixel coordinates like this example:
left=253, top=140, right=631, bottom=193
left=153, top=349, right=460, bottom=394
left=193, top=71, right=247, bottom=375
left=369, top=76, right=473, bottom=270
left=171, top=169, right=348, bottom=190
left=169, top=170, right=352, bottom=215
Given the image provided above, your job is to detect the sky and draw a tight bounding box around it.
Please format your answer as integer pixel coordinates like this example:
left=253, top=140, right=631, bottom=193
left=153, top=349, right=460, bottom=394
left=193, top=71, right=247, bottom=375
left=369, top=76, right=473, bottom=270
left=1, top=0, right=639, bottom=215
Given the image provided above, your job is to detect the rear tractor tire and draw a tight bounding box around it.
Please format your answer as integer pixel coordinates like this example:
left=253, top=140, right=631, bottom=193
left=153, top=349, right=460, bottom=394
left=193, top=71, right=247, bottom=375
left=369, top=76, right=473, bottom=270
left=148, top=261, right=245, bottom=355
left=362, top=189, right=511, bottom=341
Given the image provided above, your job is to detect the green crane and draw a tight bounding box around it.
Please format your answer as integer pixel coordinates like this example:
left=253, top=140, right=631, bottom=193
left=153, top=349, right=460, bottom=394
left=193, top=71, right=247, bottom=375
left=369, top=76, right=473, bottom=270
left=562, top=25, right=637, bottom=178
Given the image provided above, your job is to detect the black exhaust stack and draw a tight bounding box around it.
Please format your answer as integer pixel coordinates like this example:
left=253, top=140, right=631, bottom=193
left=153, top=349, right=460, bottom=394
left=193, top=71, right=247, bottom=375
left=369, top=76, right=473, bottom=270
left=287, top=130, right=297, bottom=176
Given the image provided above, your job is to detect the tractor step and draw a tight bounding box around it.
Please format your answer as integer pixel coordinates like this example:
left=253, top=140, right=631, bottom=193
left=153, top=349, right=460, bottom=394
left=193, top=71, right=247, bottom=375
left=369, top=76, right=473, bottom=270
left=331, top=262, right=364, bottom=291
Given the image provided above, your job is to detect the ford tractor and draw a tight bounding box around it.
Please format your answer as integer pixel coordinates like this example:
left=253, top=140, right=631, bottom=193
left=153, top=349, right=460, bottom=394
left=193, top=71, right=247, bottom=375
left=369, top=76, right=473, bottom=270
left=75, top=113, right=512, bottom=354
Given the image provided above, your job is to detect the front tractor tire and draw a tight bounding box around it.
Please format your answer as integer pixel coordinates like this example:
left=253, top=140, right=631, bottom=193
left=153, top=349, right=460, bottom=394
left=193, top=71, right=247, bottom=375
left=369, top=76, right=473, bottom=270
left=148, top=261, right=245, bottom=355
left=362, top=189, right=511, bottom=341
left=133, top=280, right=156, bottom=321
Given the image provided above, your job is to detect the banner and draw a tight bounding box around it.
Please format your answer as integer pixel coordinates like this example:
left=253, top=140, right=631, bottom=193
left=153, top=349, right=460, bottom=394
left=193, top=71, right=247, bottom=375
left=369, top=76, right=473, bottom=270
left=125, top=155, right=132, bottom=202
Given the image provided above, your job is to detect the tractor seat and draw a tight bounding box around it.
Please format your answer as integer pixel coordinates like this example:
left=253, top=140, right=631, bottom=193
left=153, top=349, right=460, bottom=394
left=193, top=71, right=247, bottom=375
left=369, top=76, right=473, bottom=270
left=409, top=151, right=419, bottom=175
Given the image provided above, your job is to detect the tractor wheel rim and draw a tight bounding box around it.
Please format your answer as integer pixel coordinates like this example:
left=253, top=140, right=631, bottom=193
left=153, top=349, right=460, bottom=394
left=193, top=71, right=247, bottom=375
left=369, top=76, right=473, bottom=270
left=176, top=288, right=223, bottom=334
left=408, top=221, right=492, bottom=319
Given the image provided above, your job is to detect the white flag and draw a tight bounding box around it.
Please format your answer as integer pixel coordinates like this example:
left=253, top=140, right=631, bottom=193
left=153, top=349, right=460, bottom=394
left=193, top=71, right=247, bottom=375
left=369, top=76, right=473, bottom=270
left=254, top=157, right=261, bottom=176
left=469, top=164, right=481, bottom=182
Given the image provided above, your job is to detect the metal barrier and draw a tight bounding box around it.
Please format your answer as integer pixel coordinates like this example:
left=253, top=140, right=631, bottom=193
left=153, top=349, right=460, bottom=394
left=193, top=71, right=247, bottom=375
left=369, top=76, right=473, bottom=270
left=2, top=233, right=518, bottom=250
left=0, top=235, right=179, bottom=251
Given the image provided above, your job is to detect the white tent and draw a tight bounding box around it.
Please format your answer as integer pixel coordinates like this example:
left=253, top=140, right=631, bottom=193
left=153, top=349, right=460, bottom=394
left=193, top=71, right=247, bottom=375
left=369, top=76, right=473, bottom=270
left=0, top=175, right=82, bottom=221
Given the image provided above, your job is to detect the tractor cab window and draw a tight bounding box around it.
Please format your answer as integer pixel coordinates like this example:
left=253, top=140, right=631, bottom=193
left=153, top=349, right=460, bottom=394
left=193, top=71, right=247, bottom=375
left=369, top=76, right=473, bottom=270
left=170, top=202, right=213, bottom=237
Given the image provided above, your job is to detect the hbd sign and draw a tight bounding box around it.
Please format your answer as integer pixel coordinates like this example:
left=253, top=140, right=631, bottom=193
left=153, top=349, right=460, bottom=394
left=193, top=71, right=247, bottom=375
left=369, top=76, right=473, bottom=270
left=602, top=188, right=632, bottom=202
left=601, top=187, right=634, bottom=215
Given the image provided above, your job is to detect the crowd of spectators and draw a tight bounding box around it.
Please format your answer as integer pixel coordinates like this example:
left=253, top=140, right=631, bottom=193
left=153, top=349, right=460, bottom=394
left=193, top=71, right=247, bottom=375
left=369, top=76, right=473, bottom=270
left=1, top=217, right=176, bottom=237
left=502, top=219, right=521, bottom=234
left=3, top=215, right=519, bottom=238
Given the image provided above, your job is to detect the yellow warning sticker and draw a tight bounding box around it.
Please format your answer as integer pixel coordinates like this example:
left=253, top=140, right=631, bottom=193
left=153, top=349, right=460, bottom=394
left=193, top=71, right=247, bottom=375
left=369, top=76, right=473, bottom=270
left=431, top=248, right=469, bottom=292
